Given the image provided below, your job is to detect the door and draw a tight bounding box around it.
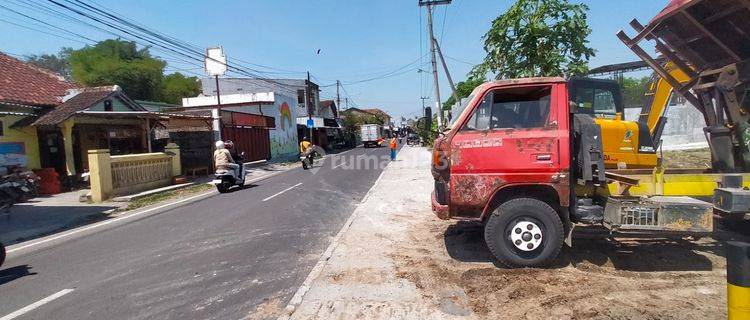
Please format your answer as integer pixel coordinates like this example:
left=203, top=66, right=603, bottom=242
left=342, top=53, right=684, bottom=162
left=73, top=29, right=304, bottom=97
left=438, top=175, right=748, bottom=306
left=448, top=83, right=568, bottom=217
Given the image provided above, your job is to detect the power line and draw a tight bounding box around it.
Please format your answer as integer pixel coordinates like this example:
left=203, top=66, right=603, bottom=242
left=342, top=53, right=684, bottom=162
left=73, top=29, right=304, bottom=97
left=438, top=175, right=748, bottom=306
left=0, top=16, right=89, bottom=44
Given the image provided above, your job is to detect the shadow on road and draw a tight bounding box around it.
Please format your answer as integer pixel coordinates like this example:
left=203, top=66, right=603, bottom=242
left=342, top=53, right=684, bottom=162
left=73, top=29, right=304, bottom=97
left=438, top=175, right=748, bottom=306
left=0, top=265, right=37, bottom=287
left=0, top=205, right=119, bottom=245
left=443, top=222, right=720, bottom=272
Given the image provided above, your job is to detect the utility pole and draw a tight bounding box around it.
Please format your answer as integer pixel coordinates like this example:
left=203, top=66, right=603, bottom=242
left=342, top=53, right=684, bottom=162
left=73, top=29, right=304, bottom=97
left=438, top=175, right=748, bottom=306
left=420, top=96, right=429, bottom=116
left=307, top=71, right=313, bottom=144
left=345, top=97, right=348, bottom=109
left=419, top=0, right=451, bottom=129
left=336, top=80, right=341, bottom=116
left=434, top=39, right=459, bottom=110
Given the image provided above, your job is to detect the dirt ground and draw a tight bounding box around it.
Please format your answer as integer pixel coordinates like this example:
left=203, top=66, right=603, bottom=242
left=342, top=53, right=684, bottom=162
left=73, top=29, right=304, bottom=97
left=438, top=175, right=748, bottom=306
left=391, top=213, right=732, bottom=320
left=662, top=148, right=711, bottom=168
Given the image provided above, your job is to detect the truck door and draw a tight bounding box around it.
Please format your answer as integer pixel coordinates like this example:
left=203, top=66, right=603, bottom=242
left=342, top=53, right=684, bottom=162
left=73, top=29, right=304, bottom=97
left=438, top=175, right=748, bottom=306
left=449, top=83, right=569, bottom=217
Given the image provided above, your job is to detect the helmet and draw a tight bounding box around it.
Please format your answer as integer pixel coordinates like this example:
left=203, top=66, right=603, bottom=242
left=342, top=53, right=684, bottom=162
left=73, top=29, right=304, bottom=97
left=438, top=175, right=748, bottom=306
left=215, top=141, right=225, bottom=149
left=302, top=136, right=309, bottom=141
left=225, top=140, right=234, bottom=149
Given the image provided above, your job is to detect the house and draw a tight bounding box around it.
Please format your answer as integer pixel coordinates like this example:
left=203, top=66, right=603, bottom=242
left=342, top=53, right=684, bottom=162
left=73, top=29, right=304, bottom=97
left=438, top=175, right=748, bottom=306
left=200, top=77, right=343, bottom=150
left=361, top=108, right=392, bottom=127
left=0, top=52, right=76, bottom=174
left=32, top=85, right=170, bottom=176
left=182, top=91, right=299, bottom=162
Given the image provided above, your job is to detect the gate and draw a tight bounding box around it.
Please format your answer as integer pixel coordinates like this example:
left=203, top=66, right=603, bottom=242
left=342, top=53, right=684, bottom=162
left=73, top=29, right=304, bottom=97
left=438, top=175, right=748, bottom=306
left=221, top=126, right=271, bottom=162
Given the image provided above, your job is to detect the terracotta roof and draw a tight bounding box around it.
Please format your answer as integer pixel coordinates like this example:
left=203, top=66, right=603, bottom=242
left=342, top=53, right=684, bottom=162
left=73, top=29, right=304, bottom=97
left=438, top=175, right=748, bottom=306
left=33, top=86, right=143, bottom=126
left=362, top=108, right=390, bottom=119
left=0, top=52, right=75, bottom=106
left=320, top=100, right=334, bottom=108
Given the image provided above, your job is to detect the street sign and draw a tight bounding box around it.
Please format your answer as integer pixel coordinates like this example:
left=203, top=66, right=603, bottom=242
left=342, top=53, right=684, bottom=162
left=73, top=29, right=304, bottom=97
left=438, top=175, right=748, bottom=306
left=306, top=119, right=314, bottom=128
left=205, top=47, right=227, bottom=76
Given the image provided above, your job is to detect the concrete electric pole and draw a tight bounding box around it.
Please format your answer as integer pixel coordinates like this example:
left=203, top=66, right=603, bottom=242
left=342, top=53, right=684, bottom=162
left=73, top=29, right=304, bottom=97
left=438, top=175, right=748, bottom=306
left=419, top=0, right=451, bottom=129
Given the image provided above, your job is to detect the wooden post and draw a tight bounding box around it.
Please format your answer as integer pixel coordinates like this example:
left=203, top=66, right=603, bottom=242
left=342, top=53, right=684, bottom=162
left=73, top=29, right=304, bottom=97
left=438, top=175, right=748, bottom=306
left=88, top=149, right=112, bottom=203
left=165, top=142, right=181, bottom=177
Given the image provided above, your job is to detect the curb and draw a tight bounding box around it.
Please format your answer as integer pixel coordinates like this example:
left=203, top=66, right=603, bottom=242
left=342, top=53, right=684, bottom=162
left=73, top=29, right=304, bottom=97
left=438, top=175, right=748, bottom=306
left=278, top=160, right=392, bottom=320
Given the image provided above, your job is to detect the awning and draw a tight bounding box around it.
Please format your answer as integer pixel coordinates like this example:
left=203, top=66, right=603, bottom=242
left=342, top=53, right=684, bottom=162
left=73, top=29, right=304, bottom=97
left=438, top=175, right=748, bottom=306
left=296, top=117, right=342, bottom=129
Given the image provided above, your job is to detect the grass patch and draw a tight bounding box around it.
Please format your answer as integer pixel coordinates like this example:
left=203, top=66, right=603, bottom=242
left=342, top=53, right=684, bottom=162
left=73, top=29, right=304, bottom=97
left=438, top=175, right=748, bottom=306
left=125, top=183, right=214, bottom=211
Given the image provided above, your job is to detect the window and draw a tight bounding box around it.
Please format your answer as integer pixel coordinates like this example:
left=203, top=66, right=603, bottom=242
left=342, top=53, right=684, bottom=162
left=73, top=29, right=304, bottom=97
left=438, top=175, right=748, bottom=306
left=575, top=87, right=617, bottom=116
left=461, top=85, right=551, bottom=130
left=462, top=94, right=491, bottom=130
left=297, top=90, right=305, bottom=104
left=103, top=99, right=113, bottom=111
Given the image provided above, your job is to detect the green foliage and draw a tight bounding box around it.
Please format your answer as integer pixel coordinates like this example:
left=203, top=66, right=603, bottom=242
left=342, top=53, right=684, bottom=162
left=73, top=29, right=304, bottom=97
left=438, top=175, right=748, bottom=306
left=25, top=48, right=73, bottom=80
left=443, top=78, right=485, bottom=110
left=161, top=72, right=201, bottom=104
left=470, top=0, right=595, bottom=80
left=620, top=76, right=651, bottom=108
left=69, top=39, right=166, bottom=100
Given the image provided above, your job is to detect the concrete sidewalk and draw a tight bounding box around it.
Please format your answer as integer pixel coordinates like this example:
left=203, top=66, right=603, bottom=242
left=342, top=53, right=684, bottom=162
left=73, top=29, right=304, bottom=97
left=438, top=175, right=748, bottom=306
left=283, top=146, right=477, bottom=319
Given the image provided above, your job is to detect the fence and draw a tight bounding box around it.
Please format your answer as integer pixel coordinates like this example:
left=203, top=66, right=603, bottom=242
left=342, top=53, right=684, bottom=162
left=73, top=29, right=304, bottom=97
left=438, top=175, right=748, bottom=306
left=88, top=143, right=181, bottom=202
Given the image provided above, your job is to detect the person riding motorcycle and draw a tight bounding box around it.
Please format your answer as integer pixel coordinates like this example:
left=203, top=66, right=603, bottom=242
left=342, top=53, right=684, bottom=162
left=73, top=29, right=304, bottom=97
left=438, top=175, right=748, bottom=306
left=214, top=141, right=240, bottom=180
left=300, top=136, right=314, bottom=168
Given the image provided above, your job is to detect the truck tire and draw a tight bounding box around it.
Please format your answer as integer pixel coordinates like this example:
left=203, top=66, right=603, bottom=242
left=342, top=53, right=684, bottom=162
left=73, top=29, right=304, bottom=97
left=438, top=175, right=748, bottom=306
left=484, top=198, right=564, bottom=268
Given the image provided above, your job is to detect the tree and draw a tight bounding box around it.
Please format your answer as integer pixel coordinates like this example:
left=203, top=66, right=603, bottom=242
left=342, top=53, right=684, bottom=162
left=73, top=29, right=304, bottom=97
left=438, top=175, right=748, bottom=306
left=470, top=0, right=595, bottom=80
left=25, top=48, right=73, bottom=80
left=69, top=39, right=166, bottom=100
left=161, top=73, right=201, bottom=104
left=620, top=76, right=651, bottom=108
left=442, top=78, right=485, bottom=110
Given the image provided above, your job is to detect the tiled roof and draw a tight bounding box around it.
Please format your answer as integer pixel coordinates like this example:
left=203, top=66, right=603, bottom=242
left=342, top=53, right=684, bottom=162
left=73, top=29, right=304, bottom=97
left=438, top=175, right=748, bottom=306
left=320, top=100, right=334, bottom=108
left=33, top=86, right=120, bottom=126
left=0, top=52, right=75, bottom=106
left=362, top=108, right=390, bottom=118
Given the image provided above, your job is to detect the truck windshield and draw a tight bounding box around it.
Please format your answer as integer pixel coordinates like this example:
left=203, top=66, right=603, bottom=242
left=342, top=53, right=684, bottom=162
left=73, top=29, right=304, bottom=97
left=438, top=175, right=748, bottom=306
left=462, top=85, right=551, bottom=131
left=448, top=93, right=475, bottom=128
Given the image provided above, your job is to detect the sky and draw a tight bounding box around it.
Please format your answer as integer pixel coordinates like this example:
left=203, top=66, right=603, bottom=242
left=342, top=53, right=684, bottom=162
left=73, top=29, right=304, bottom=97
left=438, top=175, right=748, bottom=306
left=0, top=0, right=669, bottom=122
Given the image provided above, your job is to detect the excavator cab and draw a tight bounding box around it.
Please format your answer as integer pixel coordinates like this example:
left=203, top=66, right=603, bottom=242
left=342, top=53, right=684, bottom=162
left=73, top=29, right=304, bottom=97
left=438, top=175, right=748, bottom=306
left=568, top=77, right=659, bottom=169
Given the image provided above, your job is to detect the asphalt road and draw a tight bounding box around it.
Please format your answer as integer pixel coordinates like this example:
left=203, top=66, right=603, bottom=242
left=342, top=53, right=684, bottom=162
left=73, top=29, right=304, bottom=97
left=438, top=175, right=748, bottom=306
left=0, top=145, right=395, bottom=320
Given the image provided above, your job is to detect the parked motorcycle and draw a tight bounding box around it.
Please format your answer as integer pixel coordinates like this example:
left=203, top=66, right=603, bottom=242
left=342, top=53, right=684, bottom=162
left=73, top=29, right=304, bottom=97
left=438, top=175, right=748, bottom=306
left=213, top=152, right=246, bottom=193
left=0, top=170, right=39, bottom=211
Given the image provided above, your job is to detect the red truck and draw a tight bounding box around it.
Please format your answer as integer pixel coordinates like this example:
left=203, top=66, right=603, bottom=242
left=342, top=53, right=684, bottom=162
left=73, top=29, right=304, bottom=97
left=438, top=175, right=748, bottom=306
left=430, top=77, right=714, bottom=268
left=432, top=77, right=572, bottom=268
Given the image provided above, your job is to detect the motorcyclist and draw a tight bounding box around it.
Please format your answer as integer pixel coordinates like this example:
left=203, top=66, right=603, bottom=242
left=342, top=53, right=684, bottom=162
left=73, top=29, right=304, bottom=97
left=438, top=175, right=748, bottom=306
left=214, top=141, right=240, bottom=180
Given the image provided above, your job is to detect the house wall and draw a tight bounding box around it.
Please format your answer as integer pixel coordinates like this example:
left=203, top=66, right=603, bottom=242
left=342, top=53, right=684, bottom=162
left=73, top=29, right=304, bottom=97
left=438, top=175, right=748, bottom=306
left=87, top=97, right=133, bottom=111
left=220, top=94, right=299, bottom=162
left=0, top=115, right=40, bottom=169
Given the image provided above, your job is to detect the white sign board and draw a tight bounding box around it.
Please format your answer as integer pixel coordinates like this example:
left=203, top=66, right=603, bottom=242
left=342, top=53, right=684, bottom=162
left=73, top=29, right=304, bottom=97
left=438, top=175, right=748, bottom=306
left=205, top=47, right=227, bottom=76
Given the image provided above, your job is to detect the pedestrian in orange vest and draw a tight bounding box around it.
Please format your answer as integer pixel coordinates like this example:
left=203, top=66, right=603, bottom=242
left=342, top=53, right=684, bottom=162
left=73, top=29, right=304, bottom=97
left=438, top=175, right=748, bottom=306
left=389, top=136, right=398, bottom=161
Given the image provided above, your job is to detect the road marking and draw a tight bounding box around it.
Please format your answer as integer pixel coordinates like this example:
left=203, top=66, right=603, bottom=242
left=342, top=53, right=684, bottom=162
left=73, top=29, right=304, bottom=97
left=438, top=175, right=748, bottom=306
left=7, top=191, right=216, bottom=254
left=0, top=289, right=74, bottom=320
left=262, top=183, right=302, bottom=202
left=332, top=161, right=347, bottom=169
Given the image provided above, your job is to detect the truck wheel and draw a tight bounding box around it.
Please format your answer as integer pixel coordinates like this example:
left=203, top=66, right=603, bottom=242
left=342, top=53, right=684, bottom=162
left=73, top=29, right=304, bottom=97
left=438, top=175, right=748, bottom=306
left=484, top=198, right=564, bottom=268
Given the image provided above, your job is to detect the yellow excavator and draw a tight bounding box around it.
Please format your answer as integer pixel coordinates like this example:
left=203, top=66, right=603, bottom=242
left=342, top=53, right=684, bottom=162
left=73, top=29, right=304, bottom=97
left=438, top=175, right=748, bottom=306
left=572, top=61, right=691, bottom=169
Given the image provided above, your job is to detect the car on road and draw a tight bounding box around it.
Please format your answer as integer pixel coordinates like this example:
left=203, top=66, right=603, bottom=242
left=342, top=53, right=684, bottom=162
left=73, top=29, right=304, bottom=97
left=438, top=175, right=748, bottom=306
left=406, top=133, right=420, bottom=146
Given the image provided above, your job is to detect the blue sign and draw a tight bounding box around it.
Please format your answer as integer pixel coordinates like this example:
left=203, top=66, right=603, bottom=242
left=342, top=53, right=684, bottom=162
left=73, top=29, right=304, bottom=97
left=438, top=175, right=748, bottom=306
left=306, top=119, right=314, bottom=128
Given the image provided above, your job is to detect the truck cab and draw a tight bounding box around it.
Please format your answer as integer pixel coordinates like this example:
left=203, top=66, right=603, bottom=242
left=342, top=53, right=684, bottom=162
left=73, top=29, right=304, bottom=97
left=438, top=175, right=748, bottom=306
left=432, top=77, right=571, bottom=267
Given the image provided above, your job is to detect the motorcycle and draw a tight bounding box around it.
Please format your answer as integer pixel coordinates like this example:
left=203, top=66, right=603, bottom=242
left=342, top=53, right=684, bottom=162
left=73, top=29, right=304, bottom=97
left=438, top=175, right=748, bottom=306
left=301, top=151, right=314, bottom=170
left=213, top=152, right=246, bottom=193
left=0, top=170, right=39, bottom=212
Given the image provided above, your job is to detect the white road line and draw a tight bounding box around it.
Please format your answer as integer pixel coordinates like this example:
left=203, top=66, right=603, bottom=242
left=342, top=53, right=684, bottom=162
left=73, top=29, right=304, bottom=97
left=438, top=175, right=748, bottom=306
left=0, top=289, right=74, bottom=320
left=331, top=162, right=347, bottom=169
left=262, top=183, right=302, bottom=202
left=7, top=191, right=215, bottom=254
